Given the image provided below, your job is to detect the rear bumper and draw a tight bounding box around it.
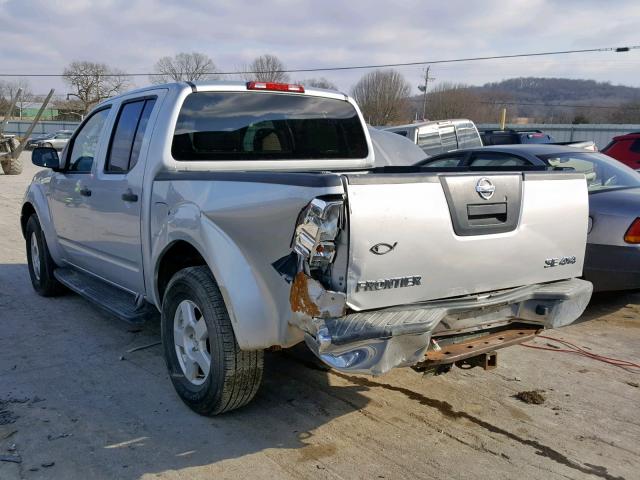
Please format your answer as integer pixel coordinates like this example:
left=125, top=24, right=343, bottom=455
left=584, top=243, right=640, bottom=291
left=305, top=278, right=592, bottom=375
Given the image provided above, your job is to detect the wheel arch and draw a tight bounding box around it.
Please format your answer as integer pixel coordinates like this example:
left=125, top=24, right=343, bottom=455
left=155, top=239, right=207, bottom=304
left=20, top=187, right=64, bottom=265
left=20, top=202, right=37, bottom=239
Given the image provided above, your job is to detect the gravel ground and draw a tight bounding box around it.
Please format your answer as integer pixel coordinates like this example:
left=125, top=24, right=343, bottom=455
left=1, top=155, right=639, bottom=479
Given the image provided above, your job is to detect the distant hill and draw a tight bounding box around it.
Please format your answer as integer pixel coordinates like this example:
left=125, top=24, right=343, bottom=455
left=471, top=77, right=640, bottom=107
left=408, top=77, right=640, bottom=124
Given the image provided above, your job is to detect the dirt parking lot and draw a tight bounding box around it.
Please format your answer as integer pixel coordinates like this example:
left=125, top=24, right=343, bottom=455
left=1, top=155, right=639, bottom=479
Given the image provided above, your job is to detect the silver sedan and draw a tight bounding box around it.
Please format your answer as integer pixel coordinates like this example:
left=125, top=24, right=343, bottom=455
left=30, top=130, right=73, bottom=150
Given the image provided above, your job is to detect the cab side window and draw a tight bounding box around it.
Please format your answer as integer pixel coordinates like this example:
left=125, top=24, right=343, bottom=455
left=67, top=108, right=111, bottom=173
left=106, top=98, right=156, bottom=173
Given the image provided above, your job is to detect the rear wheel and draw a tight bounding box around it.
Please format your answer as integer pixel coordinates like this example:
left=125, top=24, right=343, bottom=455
left=25, top=215, right=63, bottom=296
left=161, top=266, right=264, bottom=415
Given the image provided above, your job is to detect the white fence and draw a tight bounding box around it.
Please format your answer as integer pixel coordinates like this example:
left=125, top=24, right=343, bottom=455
left=478, top=123, right=640, bottom=150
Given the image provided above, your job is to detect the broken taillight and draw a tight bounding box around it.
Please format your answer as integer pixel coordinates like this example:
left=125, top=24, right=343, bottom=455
left=624, top=218, right=640, bottom=244
left=246, top=81, right=305, bottom=93
left=294, top=198, right=343, bottom=267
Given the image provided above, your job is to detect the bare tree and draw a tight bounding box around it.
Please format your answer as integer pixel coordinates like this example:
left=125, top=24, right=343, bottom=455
left=0, top=78, right=31, bottom=101
left=150, top=52, right=218, bottom=84
left=298, top=77, right=338, bottom=90
left=407, top=82, right=516, bottom=124
left=52, top=97, right=86, bottom=121
left=424, top=83, right=486, bottom=121
left=351, top=69, right=411, bottom=125
left=0, top=78, right=33, bottom=118
left=243, top=54, right=289, bottom=83
left=62, top=61, right=130, bottom=114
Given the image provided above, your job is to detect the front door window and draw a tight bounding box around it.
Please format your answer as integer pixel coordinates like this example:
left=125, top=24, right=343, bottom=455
left=67, top=108, right=111, bottom=173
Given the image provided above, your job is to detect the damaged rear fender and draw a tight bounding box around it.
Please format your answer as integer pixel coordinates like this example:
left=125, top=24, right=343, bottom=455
left=153, top=212, right=288, bottom=350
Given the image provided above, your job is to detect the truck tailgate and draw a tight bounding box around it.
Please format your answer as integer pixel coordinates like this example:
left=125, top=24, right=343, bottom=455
left=344, top=172, right=588, bottom=311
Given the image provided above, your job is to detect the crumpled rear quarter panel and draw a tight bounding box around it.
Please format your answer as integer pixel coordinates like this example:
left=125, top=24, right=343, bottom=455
left=151, top=175, right=344, bottom=349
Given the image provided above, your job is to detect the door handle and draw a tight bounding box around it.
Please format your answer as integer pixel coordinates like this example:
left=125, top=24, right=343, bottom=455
left=121, top=190, right=138, bottom=202
left=79, top=187, right=92, bottom=197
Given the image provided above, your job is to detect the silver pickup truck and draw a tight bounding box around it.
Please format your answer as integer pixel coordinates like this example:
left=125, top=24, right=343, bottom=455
left=22, top=81, right=593, bottom=415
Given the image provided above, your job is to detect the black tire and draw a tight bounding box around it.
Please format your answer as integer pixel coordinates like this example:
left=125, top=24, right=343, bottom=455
left=25, top=215, right=64, bottom=296
left=161, top=266, right=264, bottom=415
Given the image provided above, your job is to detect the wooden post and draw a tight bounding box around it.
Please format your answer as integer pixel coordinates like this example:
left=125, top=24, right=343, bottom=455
left=500, top=108, right=507, bottom=130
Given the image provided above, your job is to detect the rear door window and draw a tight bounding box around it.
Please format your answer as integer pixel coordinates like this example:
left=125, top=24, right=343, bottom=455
left=106, top=98, right=156, bottom=172
left=172, top=92, right=367, bottom=160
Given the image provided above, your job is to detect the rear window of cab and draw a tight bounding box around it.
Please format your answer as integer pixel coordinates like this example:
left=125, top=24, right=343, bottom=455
left=172, top=92, right=368, bottom=161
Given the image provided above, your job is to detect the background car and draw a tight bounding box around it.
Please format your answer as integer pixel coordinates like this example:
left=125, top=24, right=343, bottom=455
left=418, top=144, right=640, bottom=291
left=480, top=128, right=597, bottom=151
left=25, top=133, right=51, bottom=150
left=480, top=128, right=555, bottom=145
left=383, top=119, right=483, bottom=156
left=601, top=132, right=640, bottom=169
left=27, top=130, right=73, bottom=150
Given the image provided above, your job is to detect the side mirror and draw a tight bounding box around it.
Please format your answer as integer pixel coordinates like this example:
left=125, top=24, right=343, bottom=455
left=32, top=147, right=60, bottom=170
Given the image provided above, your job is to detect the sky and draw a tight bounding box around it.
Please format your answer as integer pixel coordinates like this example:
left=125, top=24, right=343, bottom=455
left=0, top=0, right=639, bottom=97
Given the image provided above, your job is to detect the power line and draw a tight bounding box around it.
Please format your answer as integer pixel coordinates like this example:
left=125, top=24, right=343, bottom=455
left=0, top=45, right=637, bottom=78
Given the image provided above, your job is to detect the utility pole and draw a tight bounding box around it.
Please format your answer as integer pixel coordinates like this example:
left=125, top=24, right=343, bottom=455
left=418, top=66, right=435, bottom=121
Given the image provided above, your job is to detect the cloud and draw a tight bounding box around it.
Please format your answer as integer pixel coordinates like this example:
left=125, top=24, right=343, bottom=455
left=0, top=0, right=638, bottom=95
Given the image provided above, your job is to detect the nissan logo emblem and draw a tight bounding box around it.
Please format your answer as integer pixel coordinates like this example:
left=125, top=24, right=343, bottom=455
left=475, top=177, right=496, bottom=200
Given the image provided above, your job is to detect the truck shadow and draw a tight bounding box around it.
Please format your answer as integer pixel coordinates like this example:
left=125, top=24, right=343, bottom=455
left=0, top=261, right=632, bottom=480
left=110, top=346, right=373, bottom=480
left=0, top=263, right=371, bottom=479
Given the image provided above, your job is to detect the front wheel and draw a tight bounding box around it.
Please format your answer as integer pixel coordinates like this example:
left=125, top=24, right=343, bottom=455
left=161, top=266, right=264, bottom=415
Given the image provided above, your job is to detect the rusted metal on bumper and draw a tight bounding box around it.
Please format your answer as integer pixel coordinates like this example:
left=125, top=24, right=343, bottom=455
left=422, top=326, right=540, bottom=366
left=457, top=352, right=498, bottom=371
left=290, top=272, right=346, bottom=319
